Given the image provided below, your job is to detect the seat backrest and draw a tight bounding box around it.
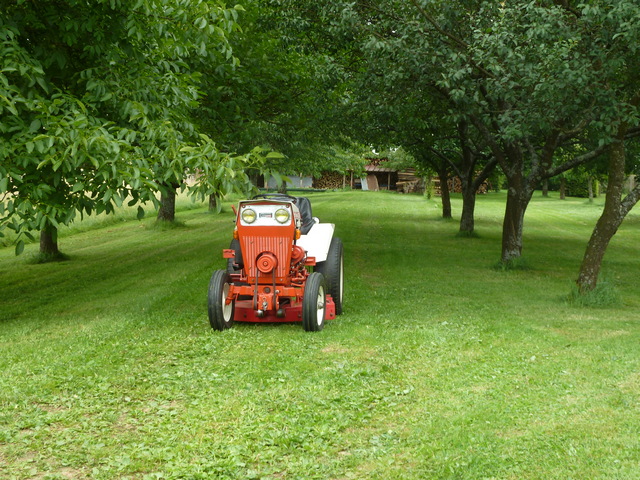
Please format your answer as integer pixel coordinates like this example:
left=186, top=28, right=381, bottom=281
left=295, top=197, right=313, bottom=234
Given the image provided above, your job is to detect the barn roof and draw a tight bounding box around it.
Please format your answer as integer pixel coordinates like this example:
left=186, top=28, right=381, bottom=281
left=364, top=164, right=396, bottom=173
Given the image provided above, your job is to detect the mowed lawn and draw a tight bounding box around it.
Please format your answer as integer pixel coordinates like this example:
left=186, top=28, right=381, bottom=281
left=1, top=191, right=639, bottom=480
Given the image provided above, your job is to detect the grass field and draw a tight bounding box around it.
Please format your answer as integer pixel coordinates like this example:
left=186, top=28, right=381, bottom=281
left=1, top=190, right=639, bottom=479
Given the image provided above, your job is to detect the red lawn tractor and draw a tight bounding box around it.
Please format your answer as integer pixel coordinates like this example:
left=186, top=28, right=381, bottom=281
left=208, top=193, right=344, bottom=332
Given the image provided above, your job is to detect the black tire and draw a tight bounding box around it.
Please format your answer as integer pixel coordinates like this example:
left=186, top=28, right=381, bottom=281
left=226, top=239, right=243, bottom=274
left=315, top=237, right=344, bottom=315
left=303, top=272, right=326, bottom=332
left=208, top=270, right=235, bottom=331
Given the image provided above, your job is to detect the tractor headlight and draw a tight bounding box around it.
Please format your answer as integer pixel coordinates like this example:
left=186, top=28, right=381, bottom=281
left=275, top=208, right=290, bottom=224
left=241, top=208, right=257, bottom=224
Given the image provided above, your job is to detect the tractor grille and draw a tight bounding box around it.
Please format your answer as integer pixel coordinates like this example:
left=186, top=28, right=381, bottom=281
left=242, top=235, right=292, bottom=280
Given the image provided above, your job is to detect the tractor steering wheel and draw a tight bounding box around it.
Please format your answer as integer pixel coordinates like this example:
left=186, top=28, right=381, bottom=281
left=252, top=193, right=298, bottom=202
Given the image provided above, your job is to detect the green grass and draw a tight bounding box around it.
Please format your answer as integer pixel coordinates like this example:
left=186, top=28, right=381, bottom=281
left=1, top=190, right=639, bottom=479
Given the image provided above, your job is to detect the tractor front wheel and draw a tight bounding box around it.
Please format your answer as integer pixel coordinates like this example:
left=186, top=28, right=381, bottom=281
left=315, top=237, right=344, bottom=315
left=208, top=270, right=235, bottom=331
left=303, top=272, right=326, bottom=332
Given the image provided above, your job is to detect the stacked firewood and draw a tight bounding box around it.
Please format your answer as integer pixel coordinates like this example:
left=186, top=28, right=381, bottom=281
left=397, top=179, right=424, bottom=193
left=446, top=177, right=491, bottom=194
left=396, top=168, right=424, bottom=193
left=314, top=171, right=345, bottom=189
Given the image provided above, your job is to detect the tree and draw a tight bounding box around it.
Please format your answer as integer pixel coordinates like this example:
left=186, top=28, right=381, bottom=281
left=574, top=1, right=640, bottom=292
left=1, top=0, right=244, bottom=254
left=265, top=1, right=497, bottom=231
left=194, top=0, right=354, bottom=186
left=419, top=1, right=614, bottom=263
left=393, top=0, right=636, bottom=262
left=410, top=124, right=497, bottom=230
left=577, top=130, right=640, bottom=292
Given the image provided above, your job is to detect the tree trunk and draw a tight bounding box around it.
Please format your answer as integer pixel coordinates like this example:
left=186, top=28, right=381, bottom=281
left=456, top=120, right=476, bottom=232
left=458, top=158, right=496, bottom=235
left=209, top=194, right=217, bottom=212
left=438, top=169, right=452, bottom=219
left=577, top=140, right=627, bottom=291
left=559, top=177, right=566, bottom=200
left=542, top=178, right=549, bottom=197
left=501, top=178, right=533, bottom=263
left=40, top=224, right=60, bottom=256
left=459, top=178, right=476, bottom=234
left=157, top=185, right=177, bottom=222
left=587, top=176, right=594, bottom=203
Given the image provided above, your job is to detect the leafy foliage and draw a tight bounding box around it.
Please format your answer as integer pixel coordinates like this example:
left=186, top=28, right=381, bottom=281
left=0, top=0, right=246, bottom=253
left=181, top=137, right=275, bottom=211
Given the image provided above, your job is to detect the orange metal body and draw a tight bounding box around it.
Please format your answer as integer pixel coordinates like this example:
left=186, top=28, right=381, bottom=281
left=233, top=296, right=336, bottom=323
left=224, top=200, right=335, bottom=323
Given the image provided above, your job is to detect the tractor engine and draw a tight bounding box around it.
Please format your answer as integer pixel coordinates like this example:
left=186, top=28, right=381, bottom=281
left=222, top=198, right=321, bottom=321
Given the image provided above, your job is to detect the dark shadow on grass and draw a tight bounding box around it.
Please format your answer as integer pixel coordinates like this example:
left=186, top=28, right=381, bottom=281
left=492, top=257, right=533, bottom=272
left=148, top=219, right=188, bottom=231
left=26, top=252, right=71, bottom=264
left=211, top=321, right=307, bottom=333
left=455, top=230, right=481, bottom=239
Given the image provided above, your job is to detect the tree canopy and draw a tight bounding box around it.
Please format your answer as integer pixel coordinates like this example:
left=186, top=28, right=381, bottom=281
left=0, top=0, right=252, bottom=253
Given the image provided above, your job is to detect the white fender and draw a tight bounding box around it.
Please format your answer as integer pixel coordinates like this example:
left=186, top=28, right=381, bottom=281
left=297, top=223, right=335, bottom=262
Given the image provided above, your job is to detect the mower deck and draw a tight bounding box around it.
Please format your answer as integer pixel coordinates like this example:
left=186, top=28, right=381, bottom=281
left=233, top=295, right=336, bottom=323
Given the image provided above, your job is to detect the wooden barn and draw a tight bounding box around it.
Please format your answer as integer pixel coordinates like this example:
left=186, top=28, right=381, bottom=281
left=339, top=159, right=423, bottom=192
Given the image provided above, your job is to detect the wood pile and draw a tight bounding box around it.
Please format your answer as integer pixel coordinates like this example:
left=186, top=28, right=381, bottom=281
left=446, top=177, right=491, bottom=194
left=397, top=179, right=424, bottom=193
left=430, top=176, right=491, bottom=196
left=396, top=168, right=424, bottom=193
left=314, top=171, right=345, bottom=189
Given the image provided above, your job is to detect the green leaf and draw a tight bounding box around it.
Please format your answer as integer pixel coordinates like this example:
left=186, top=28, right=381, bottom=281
left=15, top=240, right=24, bottom=256
left=0, top=177, right=8, bottom=192
left=29, top=119, right=41, bottom=132
left=270, top=172, right=283, bottom=186
left=137, top=206, right=145, bottom=220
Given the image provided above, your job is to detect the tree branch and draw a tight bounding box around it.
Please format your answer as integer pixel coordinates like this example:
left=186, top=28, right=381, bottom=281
left=544, top=142, right=609, bottom=179
left=621, top=182, right=640, bottom=217
left=408, top=0, right=468, bottom=50
left=470, top=156, right=498, bottom=190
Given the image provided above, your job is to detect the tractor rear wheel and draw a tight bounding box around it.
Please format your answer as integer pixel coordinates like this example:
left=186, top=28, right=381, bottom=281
left=302, top=272, right=326, bottom=332
left=208, top=270, right=235, bottom=330
left=315, top=237, right=344, bottom=315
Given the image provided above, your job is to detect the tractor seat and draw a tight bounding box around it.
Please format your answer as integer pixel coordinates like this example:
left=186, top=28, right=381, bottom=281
left=295, top=197, right=314, bottom=235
